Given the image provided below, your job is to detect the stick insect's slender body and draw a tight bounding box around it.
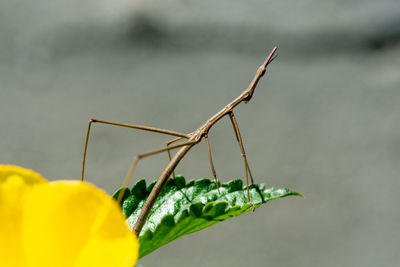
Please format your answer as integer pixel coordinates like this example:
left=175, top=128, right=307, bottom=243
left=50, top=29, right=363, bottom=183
left=81, top=47, right=278, bottom=235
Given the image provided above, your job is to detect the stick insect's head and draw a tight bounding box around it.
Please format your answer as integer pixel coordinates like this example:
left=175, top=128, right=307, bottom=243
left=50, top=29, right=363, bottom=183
left=245, top=46, right=278, bottom=103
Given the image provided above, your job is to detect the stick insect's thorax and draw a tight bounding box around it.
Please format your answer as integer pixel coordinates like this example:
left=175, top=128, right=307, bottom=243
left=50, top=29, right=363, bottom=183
left=192, top=64, right=268, bottom=141
left=193, top=89, right=251, bottom=140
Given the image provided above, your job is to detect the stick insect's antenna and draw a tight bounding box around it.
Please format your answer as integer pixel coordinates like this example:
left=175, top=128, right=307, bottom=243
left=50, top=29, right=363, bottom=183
left=263, top=46, right=278, bottom=67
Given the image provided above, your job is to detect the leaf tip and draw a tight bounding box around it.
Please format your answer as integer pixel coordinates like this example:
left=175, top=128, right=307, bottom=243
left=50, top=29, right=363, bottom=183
left=291, top=192, right=305, bottom=198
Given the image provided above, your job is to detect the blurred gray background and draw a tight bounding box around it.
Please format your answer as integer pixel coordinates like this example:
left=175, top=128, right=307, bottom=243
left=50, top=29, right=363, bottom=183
left=1, top=0, right=400, bottom=266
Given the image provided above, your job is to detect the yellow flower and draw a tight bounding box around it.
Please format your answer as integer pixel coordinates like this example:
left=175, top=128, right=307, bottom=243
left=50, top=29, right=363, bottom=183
left=0, top=165, right=138, bottom=267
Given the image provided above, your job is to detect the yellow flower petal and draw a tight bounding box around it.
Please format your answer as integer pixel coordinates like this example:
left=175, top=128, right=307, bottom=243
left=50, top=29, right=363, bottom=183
left=0, top=164, right=47, bottom=185
left=0, top=165, right=138, bottom=267
left=0, top=165, right=47, bottom=267
left=21, top=181, right=139, bottom=267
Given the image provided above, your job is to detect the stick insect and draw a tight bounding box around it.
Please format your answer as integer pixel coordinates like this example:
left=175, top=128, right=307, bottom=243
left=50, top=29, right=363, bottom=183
left=81, top=46, right=278, bottom=236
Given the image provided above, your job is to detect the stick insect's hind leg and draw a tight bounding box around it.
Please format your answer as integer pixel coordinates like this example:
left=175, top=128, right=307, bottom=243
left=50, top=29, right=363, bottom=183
left=168, top=134, right=222, bottom=195
left=204, top=134, right=221, bottom=194
left=117, top=140, right=197, bottom=203
left=165, top=136, right=194, bottom=202
left=228, top=112, right=256, bottom=211
left=166, top=136, right=187, bottom=179
left=81, top=118, right=189, bottom=182
left=168, top=134, right=221, bottom=194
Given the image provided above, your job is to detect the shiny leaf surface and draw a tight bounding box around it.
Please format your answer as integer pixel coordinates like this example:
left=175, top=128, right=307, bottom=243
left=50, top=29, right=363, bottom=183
left=113, top=176, right=302, bottom=258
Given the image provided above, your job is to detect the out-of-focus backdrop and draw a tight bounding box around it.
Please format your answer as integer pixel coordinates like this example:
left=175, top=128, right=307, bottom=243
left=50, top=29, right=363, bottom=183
left=1, top=0, right=400, bottom=266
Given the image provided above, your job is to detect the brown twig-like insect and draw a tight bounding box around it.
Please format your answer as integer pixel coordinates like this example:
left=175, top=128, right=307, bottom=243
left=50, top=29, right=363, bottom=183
left=81, top=46, right=278, bottom=235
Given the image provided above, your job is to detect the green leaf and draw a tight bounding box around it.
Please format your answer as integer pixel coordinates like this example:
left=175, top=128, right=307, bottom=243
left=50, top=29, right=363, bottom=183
left=112, top=175, right=303, bottom=258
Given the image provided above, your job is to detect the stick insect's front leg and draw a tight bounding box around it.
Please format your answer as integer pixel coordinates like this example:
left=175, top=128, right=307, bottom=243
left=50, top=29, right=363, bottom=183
left=204, top=134, right=221, bottom=194
left=228, top=111, right=256, bottom=209
left=81, top=118, right=189, bottom=182
left=117, top=140, right=197, bottom=203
